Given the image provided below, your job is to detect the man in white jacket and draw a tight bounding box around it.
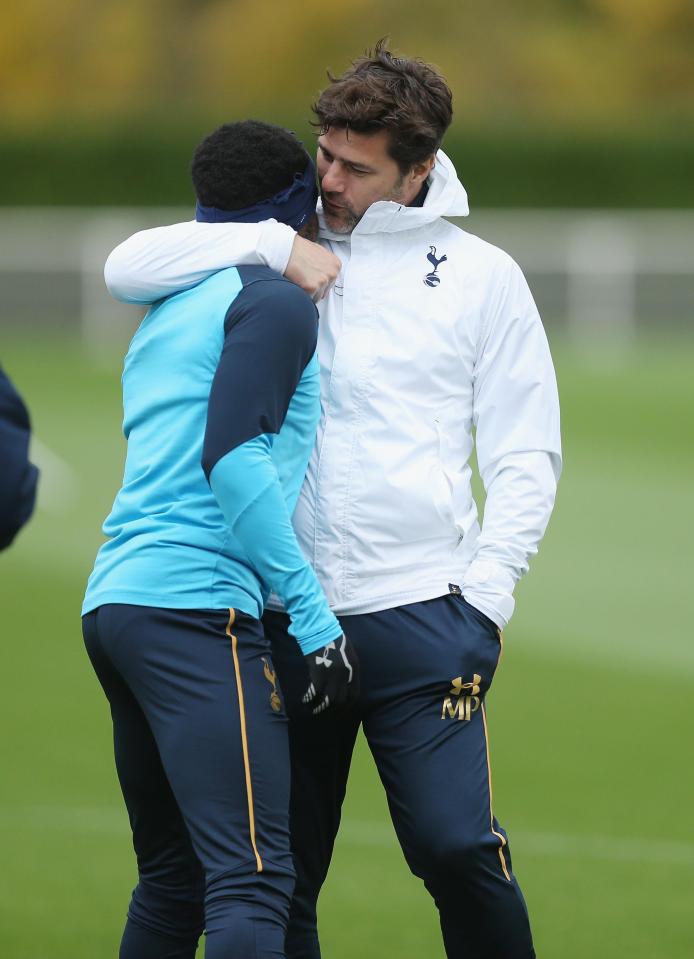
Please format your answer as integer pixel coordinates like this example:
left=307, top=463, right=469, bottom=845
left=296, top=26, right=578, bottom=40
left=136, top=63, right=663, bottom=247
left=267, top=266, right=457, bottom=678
left=105, top=40, right=561, bottom=959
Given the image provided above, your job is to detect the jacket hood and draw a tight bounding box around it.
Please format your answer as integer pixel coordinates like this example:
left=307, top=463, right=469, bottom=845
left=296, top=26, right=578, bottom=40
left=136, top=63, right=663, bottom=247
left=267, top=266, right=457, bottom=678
left=318, top=149, right=469, bottom=239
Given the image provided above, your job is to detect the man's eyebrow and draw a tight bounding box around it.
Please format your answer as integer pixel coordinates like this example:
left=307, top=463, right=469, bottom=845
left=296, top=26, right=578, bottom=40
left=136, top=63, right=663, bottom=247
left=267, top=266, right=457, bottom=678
left=318, top=142, right=375, bottom=173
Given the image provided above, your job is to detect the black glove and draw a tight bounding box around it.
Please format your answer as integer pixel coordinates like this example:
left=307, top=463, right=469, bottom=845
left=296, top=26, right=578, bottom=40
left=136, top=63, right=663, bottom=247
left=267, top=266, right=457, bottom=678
left=303, top=634, right=360, bottom=715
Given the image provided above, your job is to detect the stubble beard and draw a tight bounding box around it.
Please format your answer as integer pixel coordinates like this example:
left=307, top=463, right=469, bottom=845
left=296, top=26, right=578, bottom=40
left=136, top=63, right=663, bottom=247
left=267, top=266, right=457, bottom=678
left=320, top=195, right=360, bottom=234
left=321, top=175, right=406, bottom=235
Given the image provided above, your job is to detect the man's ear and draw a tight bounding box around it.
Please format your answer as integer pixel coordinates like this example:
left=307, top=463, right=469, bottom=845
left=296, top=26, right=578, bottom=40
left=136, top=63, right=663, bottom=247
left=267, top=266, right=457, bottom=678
left=410, top=154, right=436, bottom=186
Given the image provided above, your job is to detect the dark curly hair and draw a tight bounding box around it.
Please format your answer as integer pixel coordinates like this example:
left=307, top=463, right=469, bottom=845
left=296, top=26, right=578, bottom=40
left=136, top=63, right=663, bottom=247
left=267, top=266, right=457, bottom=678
left=312, top=39, right=453, bottom=174
left=191, top=120, right=310, bottom=209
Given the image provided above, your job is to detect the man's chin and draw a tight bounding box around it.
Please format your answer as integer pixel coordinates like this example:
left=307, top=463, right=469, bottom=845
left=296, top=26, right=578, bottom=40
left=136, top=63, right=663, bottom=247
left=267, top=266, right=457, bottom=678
left=322, top=203, right=357, bottom=235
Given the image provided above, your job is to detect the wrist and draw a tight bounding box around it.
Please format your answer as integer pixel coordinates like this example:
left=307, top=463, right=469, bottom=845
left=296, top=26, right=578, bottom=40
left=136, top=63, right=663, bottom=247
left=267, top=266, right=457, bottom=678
left=298, top=618, right=343, bottom=656
left=257, top=220, right=296, bottom=274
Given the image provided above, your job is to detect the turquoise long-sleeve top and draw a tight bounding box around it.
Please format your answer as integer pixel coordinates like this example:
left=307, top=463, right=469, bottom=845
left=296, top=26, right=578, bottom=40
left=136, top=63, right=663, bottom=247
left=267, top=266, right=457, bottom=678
left=82, top=265, right=342, bottom=654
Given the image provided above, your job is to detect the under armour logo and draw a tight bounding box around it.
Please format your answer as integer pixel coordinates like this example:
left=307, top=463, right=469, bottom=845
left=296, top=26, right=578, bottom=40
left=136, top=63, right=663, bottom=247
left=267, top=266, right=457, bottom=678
left=442, top=673, right=482, bottom=720
left=424, top=246, right=447, bottom=287
left=315, top=642, right=336, bottom=668
left=450, top=674, right=481, bottom=697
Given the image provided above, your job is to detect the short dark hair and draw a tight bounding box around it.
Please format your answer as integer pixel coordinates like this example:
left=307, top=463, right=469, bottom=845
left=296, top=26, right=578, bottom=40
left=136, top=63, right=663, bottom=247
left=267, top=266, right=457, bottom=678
left=312, top=39, right=453, bottom=174
left=191, top=120, right=309, bottom=209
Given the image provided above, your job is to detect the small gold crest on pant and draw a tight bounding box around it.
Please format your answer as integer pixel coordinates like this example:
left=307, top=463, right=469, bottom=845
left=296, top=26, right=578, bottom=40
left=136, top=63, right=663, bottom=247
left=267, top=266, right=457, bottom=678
left=441, top=674, right=481, bottom=720
left=262, top=658, right=282, bottom=713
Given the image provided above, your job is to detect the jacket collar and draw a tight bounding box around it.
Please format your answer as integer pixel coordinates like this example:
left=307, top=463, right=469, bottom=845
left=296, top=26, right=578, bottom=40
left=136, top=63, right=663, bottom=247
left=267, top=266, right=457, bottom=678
left=318, top=150, right=468, bottom=241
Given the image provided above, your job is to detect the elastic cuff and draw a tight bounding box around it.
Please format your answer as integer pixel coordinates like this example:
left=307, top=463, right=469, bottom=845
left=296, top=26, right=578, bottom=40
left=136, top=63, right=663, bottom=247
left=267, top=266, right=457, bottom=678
left=461, top=560, right=517, bottom=629
left=295, top=618, right=343, bottom=656
left=460, top=590, right=512, bottom=631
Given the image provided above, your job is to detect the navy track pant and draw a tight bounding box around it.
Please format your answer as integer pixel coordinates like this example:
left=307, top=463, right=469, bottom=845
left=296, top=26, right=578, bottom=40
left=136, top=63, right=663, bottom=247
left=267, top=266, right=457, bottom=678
left=264, top=592, right=536, bottom=959
left=82, top=604, right=295, bottom=959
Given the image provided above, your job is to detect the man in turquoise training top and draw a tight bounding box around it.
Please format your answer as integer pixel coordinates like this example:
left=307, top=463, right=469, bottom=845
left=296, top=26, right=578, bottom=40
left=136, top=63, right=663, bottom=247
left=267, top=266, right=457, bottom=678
left=81, top=120, right=359, bottom=959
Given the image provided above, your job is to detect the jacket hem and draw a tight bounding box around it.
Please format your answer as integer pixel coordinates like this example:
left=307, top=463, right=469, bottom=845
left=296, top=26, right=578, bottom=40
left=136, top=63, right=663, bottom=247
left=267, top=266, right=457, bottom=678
left=329, top=581, right=451, bottom=616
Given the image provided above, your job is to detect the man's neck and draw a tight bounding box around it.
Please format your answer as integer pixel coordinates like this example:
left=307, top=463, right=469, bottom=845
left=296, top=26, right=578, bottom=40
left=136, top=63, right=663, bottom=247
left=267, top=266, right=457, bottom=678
left=408, top=182, right=429, bottom=208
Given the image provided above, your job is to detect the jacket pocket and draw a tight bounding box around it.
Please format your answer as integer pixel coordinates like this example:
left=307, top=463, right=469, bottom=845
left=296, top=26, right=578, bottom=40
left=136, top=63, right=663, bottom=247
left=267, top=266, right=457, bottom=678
left=448, top=592, right=503, bottom=694
left=454, top=593, right=501, bottom=640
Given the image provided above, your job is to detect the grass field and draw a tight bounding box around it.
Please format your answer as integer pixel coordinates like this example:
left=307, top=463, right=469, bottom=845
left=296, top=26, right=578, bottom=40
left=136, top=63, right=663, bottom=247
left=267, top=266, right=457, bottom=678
left=1, top=331, right=693, bottom=958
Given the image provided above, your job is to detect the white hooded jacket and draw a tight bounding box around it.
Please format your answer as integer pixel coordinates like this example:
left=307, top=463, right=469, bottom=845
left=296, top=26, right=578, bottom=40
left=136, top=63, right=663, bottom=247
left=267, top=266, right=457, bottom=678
left=105, top=151, right=562, bottom=628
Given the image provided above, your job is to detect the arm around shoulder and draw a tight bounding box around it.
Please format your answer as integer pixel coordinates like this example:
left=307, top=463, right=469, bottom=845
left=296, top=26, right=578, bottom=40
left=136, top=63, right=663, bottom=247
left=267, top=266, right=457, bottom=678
left=104, top=219, right=296, bottom=304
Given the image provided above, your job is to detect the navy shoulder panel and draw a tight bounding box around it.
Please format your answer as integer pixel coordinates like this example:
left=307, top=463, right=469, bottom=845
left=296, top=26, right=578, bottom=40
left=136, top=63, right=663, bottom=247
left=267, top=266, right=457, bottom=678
left=201, top=270, right=318, bottom=479
left=226, top=265, right=316, bottom=334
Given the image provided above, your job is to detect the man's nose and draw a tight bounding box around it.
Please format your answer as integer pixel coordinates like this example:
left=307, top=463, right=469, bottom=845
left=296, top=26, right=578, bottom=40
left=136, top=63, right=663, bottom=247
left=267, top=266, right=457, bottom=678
left=321, top=162, right=344, bottom=194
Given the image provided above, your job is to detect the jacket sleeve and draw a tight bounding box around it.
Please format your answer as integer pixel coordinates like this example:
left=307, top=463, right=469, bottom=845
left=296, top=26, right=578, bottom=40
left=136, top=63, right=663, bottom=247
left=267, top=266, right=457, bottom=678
left=0, top=367, right=39, bottom=550
left=461, top=255, right=562, bottom=629
left=202, top=277, right=342, bottom=655
left=104, top=219, right=296, bottom=304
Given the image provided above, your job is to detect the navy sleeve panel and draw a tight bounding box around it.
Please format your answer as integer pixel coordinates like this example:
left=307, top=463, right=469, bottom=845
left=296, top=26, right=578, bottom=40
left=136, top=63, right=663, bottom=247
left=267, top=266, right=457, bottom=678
left=0, top=367, right=39, bottom=550
left=202, top=268, right=318, bottom=480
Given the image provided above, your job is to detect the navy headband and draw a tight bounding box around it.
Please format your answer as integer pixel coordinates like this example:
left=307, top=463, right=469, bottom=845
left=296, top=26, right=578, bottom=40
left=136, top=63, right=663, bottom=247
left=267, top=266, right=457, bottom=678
left=196, top=155, right=318, bottom=230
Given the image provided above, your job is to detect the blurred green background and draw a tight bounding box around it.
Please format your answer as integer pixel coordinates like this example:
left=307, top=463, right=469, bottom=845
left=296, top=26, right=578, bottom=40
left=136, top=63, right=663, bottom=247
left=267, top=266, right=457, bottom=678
left=2, top=2, right=693, bottom=957
left=3, top=0, right=694, bottom=208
